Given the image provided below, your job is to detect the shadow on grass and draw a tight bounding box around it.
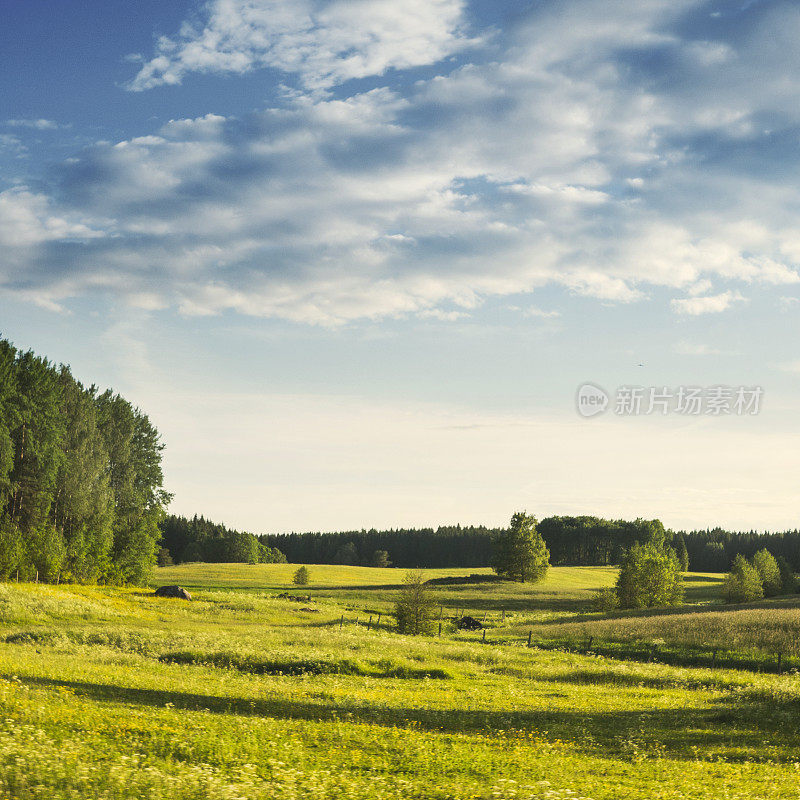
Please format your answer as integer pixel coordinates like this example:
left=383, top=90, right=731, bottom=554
left=535, top=594, right=800, bottom=628
left=12, top=673, right=800, bottom=763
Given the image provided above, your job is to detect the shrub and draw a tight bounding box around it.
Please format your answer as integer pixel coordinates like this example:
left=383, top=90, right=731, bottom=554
left=615, top=543, right=683, bottom=609
left=722, top=554, right=764, bottom=603
left=591, top=587, right=620, bottom=612
left=752, top=549, right=782, bottom=597
left=292, top=566, right=310, bottom=586
left=394, top=570, right=436, bottom=635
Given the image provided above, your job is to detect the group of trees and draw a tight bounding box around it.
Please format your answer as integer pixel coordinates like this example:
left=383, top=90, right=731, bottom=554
left=682, top=529, right=800, bottom=572
left=722, top=549, right=796, bottom=603
left=259, top=526, right=497, bottom=568
left=0, top=338, right=170, bottom=585
left=159, top=514, right=286, bottom=565
left=538, top=516, right=670, bottom=566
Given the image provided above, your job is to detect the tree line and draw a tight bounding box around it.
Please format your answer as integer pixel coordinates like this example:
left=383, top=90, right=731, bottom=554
left=162, top=516, right=800, bottom=572
left=257, top=526, right=497, bottom=568
left=682, top=529, right=800, bottom=572
left=0, top=337, right=170, bottom=584
left=159, top=514, right=286, bottom=565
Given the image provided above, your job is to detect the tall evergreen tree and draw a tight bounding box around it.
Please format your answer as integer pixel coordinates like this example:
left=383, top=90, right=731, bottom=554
left=674, top=533, right=690, bottom=572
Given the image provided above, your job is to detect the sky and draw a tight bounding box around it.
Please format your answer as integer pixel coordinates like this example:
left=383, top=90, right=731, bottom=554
left=1, top=0, right=800, bottom=534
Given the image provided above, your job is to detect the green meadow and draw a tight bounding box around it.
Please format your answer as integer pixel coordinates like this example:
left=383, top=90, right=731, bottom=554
left=0, top=564, right=797, bottom=799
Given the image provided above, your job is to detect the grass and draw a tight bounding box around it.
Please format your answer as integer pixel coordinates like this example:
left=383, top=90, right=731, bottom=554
left=0, top=565, right=798, bottom=798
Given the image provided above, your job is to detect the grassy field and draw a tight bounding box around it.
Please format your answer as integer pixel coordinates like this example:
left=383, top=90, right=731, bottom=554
left=0, top=565, right=797, bottom=799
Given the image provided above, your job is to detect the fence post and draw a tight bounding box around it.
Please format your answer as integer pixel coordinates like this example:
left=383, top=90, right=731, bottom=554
left=502, top=609, right=506, bottom=622
left=376, top=613, right=381, bottom=628
left=340, top=615, right=344, bottom=630
left=35, top=570, right=38, bottom=584
left=482, top=629, right=486, bottom=643
left=438, top=622, right=442, bottom=638
left=439, top=605, right=443, bottom=620
left=368, top=615, right=373, bottom=630
left=777, top=652, right=782, bottom=674
left=587, top=636, right=593, bottom=652
left=482, top=611, right=487, bottom=622
left=527, top=630, right=532, bottom=648
left=712, top=649, right=717, bottom=669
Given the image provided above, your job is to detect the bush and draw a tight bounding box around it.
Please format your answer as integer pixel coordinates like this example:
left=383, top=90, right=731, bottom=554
left=394, top=570, right=436, bottom=635
left=591, top=587, right=620, bottom=612
left=615, top=543, right=683, bottom=609
left=752, top=549, right=782, bottom=597
left=722, top=554, right=764, bottom=603
left=292, top=566, right=310, bottom=586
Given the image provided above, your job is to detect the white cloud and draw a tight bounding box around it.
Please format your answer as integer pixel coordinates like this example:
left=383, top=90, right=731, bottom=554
left=4, top=0, right=800, bottom=323
left=128, top=0, right=473, bottom=91
left=774, top=360, right=800, bottom=375
left=674, top=341, right=728, bottom=356
left=5, top=118, right=64, bottom=130
left=670, top=291, right=746, bottom=316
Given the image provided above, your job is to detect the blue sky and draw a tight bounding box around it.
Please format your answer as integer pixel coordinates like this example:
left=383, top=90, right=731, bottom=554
left=2, top=0, right=800, bottom=533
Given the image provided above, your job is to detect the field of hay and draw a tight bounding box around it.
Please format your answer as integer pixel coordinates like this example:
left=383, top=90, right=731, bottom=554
left=0, top=565, right=797, bottom=799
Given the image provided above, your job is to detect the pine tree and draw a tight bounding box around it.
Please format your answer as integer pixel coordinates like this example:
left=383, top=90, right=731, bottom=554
left=674, top=533, right=690, bottom=572
left=492, top=511, right=549, bottom=583
left=293, top=566, right=310, bottom=586
left=776, top=555, right=797, bottom=594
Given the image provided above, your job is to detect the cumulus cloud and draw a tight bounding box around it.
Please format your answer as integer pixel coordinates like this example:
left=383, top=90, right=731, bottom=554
left=670, top=291, right=746, bottom=316
left=3, top=0, right=800, bottom=322
left=128, top=0, right=473, bottom=91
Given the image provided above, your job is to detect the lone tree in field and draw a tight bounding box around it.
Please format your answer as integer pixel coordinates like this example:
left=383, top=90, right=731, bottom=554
left=723, top=554, right=763, bottom=603
left=292, top=566, right=310, bottom=586
left=395, top=570, right=436, bottom=635
left=492, top=511, right=549, bottom=583
left=615, top=543, right=683, bottom=609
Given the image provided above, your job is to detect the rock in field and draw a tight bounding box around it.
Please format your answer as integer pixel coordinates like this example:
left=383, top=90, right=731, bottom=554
left=154, top=585, right=192, bottom=600
left=455, top=615, right=483, bottom=630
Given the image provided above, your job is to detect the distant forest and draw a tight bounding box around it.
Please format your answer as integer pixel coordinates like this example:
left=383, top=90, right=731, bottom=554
left=160, top=515, right=286, bottom=565
left=162, top=514, right=800, bottom=572
left=0, top=337, right=170, bottom=584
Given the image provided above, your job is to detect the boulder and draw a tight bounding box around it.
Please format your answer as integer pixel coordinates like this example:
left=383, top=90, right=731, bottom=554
left=154, top=585, right=192, bottom=600
left=455, top=615, right=483, bottom=630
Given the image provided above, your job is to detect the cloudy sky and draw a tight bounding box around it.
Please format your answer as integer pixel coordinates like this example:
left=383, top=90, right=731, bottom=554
left=2, top=0, right=799, bottom=533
